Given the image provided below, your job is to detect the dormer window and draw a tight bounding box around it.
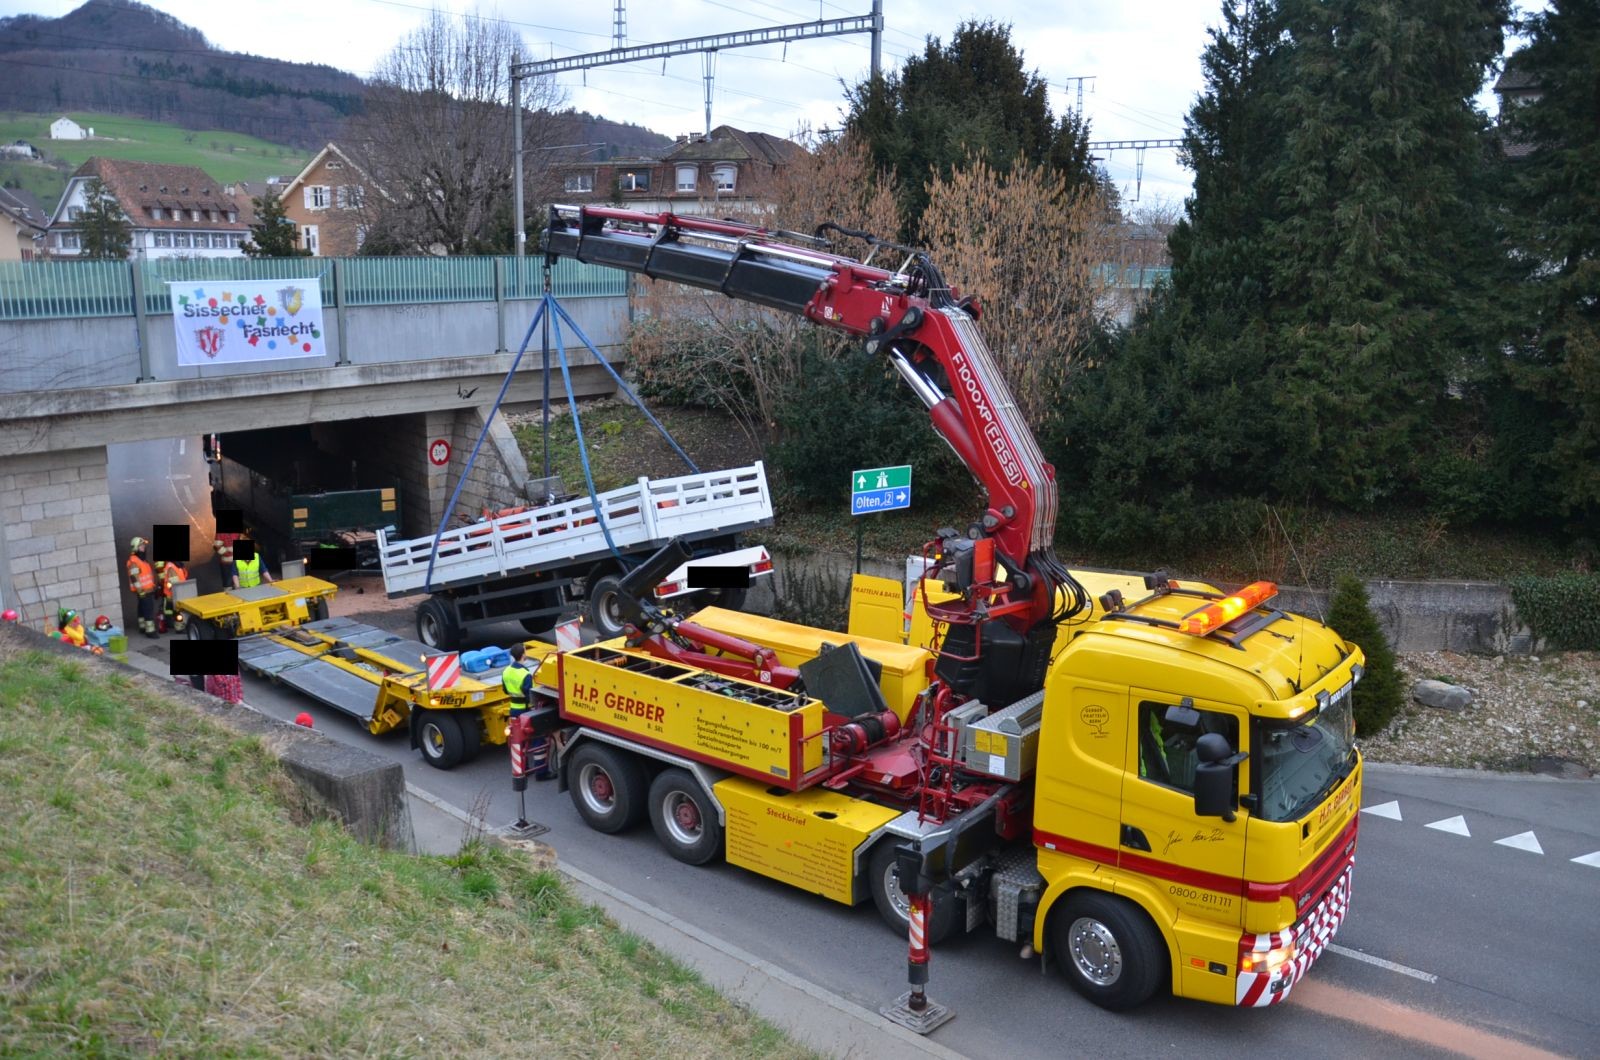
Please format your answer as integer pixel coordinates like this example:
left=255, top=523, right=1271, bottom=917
left=227, top=210, right=237, bottom=223
left=159, top=186, right=168, bottom=194
left=713, top=164, right=737, bottom=193
left=151, top=206, right=163, bottom=220
left=676, top=165, right=697, bottom=192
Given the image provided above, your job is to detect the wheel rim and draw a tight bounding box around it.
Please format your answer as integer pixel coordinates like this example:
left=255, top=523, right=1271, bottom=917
left=419, top=612, right=440, bottom=647
left=597, top=588, right=623, bottom=635
left=579, top=763, right=617, bottom=815
left=662, top=790, right=702, bottom=846
left=881, top=859, right=912, bottom=922
left=1067, top=916, right=1123, bottom=987
left=421, top=721, right=446, bottom=758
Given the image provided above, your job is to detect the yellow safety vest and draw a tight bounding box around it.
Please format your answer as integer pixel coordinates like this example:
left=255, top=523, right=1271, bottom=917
left=501, top=663, right=531, bottom=704
left=236, top=554, right=263, bottom=588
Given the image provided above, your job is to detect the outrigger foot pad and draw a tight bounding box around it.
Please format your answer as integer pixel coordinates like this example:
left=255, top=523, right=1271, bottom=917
left=505, top=819, right=549, bottom=839
left=879, top=992, right=954, bottom=1035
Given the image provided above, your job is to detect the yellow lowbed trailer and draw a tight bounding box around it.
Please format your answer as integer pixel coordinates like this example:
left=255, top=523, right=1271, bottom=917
left=178, top=575, right=340, bottom=640
left=238, top=617, right=554, bottom=769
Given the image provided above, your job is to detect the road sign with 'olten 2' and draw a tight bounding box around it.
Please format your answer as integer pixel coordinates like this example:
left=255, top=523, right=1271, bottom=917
left=851, top=465, right=912, bottom=516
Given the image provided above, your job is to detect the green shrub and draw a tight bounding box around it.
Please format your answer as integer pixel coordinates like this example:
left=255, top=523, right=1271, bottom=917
left=1325, top=575, right=1404, bottom=736
left=1508, top=573, right=1600, bottom=650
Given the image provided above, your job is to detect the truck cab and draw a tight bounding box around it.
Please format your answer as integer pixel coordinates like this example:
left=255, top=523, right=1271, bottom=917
left=1028, top=572, right=1363, bottom=1008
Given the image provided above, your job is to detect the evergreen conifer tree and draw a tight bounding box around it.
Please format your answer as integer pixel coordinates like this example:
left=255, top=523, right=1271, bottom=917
left=1325, top=575, right=1403, bottom=735
left=1502, top=0, right=1600, bottom=527
left=77, top=177, right=131, bottom=260
left=240, top=193, right=310, bottom=258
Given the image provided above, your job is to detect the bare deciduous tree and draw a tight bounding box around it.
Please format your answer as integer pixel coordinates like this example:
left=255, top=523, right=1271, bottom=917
left=350, top=9, right=564, bottom=254
left=919, top=155, right=1115, bottom=424
left=628, top=134, right=900, bottom=442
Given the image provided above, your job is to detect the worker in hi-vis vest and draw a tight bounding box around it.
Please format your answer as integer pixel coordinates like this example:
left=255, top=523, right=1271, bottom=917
left=125, top=537, right=159, bottom=638
left=231, top=542, right=274, bottom=590
left=501, top=643, right=552, bottom=780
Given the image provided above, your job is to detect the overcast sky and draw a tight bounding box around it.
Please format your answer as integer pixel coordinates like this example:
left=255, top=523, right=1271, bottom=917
left=7, top=0, right=1530, bottom=211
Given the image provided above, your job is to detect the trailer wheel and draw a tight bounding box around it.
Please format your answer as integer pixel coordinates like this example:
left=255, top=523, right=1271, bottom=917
left=867, top=841, right=959, bottom=945
left=647, top=768, right=723, bottom=865
left=587, top=574, right=628, bottom=639
left=1050, top=890, right=1165, bottom=1011
left=417, top=598, right=461, bottom=651
left=456, top=711, right=483, bottom=763
left=567, top=742, right=646, bottom=834
left=308, top=598, right=330, bottom=623
left=186, top=618, right=212, bottom=641
left=417, top=709, right=467, bottom=770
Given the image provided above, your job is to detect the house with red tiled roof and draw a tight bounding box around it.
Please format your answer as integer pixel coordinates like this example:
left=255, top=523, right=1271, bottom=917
left=275, top=143, right=387, bottom=257
left=556, top=125, right=805, bottom=214
left=0, top=186, right=49, bottom=261
left=47, top=158, right=250, bottom=259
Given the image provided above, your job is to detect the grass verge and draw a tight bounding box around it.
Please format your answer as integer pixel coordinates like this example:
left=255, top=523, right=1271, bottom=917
left=0, top=640, right=809, bottom=1058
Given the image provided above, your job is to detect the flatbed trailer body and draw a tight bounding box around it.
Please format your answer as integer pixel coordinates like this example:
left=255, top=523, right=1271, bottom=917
left=238, top=617, right=556, bottom=768
left=378, top=463, right=775, bottom=648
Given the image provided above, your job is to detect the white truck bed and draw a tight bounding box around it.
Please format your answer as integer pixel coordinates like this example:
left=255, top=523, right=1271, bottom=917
left=377, top=462, right=774, bottom=597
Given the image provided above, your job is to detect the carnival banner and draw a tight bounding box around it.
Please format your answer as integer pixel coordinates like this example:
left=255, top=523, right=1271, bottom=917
left=171, top=278, right=327, bottom=366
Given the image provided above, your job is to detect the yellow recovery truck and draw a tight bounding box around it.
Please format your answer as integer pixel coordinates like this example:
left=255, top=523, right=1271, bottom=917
left=518, top=206, right=1367, bottom=1013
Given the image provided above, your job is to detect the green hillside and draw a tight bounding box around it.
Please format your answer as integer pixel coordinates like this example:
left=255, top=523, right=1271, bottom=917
left=0, top=111, right=309, bottom=212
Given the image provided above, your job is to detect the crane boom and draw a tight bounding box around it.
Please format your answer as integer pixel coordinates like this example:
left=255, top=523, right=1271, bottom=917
left=542, top=205, right=1087, bottom=666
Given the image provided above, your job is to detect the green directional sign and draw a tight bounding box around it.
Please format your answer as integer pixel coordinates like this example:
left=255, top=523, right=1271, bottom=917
left=851, top=464, right=912, bottom=515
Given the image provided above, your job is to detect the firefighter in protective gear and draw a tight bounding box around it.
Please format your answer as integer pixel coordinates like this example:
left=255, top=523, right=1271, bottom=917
left=126, top=537, right=159, bottom=637
left=502, top=643, right=552, bottom=779
left=157, top=560, right=189, bottom=633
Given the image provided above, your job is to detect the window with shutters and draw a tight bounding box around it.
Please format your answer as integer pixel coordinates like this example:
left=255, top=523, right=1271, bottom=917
left=676, top=166, right=697, bottom=192
left=336, top=184, right=366, bottom=209
left=305, top=186, right=330, bottom=210
left=713, top=164, right=737, bottom=193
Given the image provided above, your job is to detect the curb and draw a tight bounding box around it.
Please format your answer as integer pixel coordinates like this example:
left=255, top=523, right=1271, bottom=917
left=410, top=783, right=965, bottom=1060
left=1363, top=761, right=1598, bottom=783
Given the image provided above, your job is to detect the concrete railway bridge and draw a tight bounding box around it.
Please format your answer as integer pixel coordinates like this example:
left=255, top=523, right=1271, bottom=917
left=0, top=255, right=630, bottom=631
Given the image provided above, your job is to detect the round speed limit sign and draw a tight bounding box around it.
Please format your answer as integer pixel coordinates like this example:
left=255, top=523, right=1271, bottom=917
left=428, top=439, right=451, bottom=466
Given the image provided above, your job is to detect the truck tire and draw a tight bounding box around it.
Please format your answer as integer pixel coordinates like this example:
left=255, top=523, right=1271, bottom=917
left=417, top=709, right=467, bottom=770
left=587, top=574, right=628, bottom=639
left=867, top=840, right=959, bottom=946
left=416, top=598, right=461, bottom=651
left=1050, top=890, right=1165, bottom=1011
left=456, top=711, right=483, bottom=763
left=647, top=768, right=723, bottom=865
left=567, top=741, right=646, bottom=834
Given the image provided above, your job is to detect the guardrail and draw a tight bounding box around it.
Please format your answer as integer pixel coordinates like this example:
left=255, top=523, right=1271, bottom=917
left=0, top=255, right=626, bottom=322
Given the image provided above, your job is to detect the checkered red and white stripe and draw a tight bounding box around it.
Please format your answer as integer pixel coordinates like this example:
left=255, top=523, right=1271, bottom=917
left=1235, top=864, right=1354, bottom=1007
left=425, top=651, right=460, bottom=691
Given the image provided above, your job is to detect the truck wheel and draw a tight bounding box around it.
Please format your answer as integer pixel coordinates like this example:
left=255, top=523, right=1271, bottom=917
left=417, top=709, right=466, bottom=770
left=587, top=574, right=628, bottom=639
left=647, top=768, right=723, bottom=865
left=457, top=711, right=483, bottom=763
left=867, top=841, right=959, bottom=945
left=567, top=742, right=646, bottom=834
left=1050, top=891, right=1165, bottom=1011
left=417, top=598, right=461, bottom=651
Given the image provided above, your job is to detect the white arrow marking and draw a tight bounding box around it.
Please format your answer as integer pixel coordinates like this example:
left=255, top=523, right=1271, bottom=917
left=1361, top=800, right=1402, bottom=820
left=1571, top=851, right=1600, bottom=869
left=1425, top=815, right=1471, bottom=836
left=1494, top=831, right=1544, bottom=854
left=856, top=476, right=866, bottom=489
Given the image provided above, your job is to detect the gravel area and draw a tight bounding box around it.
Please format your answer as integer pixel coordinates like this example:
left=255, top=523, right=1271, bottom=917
left=1361, top=651, right=1600, bottom=778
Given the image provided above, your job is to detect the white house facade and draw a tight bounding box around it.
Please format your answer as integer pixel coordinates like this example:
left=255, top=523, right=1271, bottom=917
left=48, top=158, right=249, bottom=260
left=49, top=117, right=90, bottom=140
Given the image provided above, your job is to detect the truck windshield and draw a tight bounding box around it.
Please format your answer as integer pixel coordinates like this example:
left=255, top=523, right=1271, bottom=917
left=1255, top=681, right=1356, bottom=823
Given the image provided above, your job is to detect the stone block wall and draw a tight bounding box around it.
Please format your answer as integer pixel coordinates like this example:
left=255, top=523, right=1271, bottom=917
left=0, top=447, right=120, bottom=629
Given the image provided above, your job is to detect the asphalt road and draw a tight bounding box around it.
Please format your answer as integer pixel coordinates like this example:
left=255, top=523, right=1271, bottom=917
left=115, top=439, right=1597, bottom=1057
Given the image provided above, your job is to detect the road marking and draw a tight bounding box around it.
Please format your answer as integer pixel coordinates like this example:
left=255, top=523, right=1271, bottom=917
left=121, top=477, right=144, bottom=484
left=1426, top=814, right=1471, bottom=836
left=178, top=438, right=185, bottom=455
left=1495, top=831, right=1544, bottom=855
left=1572, top=851, right=1600, bottom=869
left=1326, top=944, right=1438, bottom=983
left=183, top=485, right=195, bottom=505
left=169, top=473, right=191, bottom=481
left=1361, top=800, right=1402, bottom=820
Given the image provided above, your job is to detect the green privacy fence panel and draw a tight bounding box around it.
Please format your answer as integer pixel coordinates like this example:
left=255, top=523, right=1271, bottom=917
left=503, top=256, right=629, bottom=300
left=0, top=259, right=135, bottom=320
left=140, top=257, right=339, bottom=314
left=0, top=256, right=626, bottom=321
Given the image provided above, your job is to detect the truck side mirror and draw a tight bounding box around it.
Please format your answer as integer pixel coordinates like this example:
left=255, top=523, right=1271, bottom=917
left=1194, top=732, right=1248, bottom=822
